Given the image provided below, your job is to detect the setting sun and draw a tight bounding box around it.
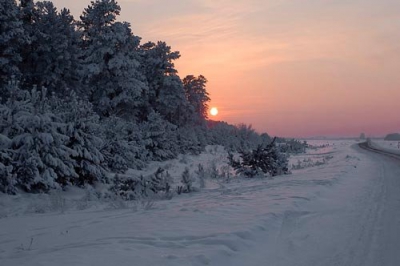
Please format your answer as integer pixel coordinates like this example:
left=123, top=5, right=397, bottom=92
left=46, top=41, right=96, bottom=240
left=210, top=107, right=218, bottom=116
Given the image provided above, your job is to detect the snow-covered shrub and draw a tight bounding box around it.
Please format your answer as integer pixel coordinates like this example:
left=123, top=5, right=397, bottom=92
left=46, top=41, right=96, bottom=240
left=206, top=121, right=270, bottom=152
left=196, top=164, right=206, bottom=188
left=110, top=174, right=155, bottom=200
left=150, top=167, right=172, bottom=194
left=207, top=161, right=219, bottom=179
left=110, top=174, right=139, bottom=200
left=220, top=165, right=231, bottom=182
left=110, top=169, right=173, bottom=201
left=277, top=139, right=307, bottom=154
left=228, top=138, right=290, bottom=178
left=180, top=167, right=193, bottom=193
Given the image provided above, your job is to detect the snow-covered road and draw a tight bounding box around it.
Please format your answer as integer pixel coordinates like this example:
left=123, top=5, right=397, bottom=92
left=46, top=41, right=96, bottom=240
left=1, top=141, right=400, bottom=266
left=249, top=143, right=400, bottom=266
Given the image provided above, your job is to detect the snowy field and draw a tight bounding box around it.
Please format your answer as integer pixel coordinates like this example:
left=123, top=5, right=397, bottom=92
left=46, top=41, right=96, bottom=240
left=1, top=139, right=400, bottom=266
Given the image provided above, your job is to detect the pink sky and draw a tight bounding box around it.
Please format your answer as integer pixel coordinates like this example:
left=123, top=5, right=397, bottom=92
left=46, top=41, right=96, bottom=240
left=52, top=0, right=400, bottom=138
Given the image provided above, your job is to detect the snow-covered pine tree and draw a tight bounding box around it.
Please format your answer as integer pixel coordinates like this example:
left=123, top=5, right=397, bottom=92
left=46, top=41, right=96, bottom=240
left=182, top=75, right=210, bottom=125
left=100, top=116, right=147, bottom=172
left=176, top=126, right=206, bottom=155
left=2, top=85, right=77, bottom=192
left=51, top=92, right=107, bottom=186
left=24, top=2, right=81, bottom=95
left=19, top=1, right=81, bottom=92
left=79, top=0, right=145, bottom=118
left=228, top=138, right=289, bottom=178
left=156, top=75, right=192, bottom=126
left=138, top=41, right=184, bottom=123
left=140, top=112, right=178, bottom=161
left=0, top=0, right=25, bottom=91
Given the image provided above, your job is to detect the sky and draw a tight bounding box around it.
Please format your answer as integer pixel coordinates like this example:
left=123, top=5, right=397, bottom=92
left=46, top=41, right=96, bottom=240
left=51, top=0, right=400, bottom=138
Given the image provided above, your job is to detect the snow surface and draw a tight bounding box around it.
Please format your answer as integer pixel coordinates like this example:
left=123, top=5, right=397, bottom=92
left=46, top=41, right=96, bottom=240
left=1, top=140, right=400, bottom=266
left=369, top=139, right=400, bottom=155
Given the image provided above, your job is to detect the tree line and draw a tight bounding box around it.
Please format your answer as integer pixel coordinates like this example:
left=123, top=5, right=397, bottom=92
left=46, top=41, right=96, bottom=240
left=0, top=0, right=285, bottom=195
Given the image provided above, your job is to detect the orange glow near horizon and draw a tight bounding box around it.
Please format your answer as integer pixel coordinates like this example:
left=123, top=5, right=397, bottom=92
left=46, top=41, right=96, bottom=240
left=52, top=0, right=400, bottom=138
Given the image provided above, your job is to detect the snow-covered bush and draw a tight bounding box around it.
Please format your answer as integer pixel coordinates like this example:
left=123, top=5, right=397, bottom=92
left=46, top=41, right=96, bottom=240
left=207, top=121, right=270, bottom=152
left=196, top=164, right=206, bottom=188
left=110, top=174, right=141, bottom=200
left=110, top=167, right=173, bottom=200
left=150, top=167, right=172, bottom=194
left=207, top=161, right=219, bottom=179
left=179, top=167, right=193, bottom=193
left=277, top=139, right=308, bottom=154
left=228, top=138, right=290, bottom=178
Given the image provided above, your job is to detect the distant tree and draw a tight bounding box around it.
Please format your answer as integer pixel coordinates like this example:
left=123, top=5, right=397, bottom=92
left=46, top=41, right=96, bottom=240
left=183, top=75, right=210, bottom=124
left=384, top=133, right=400, bottom=141
left=233, top=123, right=260, bottom=151
left=278, top=139, right=307, bottom=154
